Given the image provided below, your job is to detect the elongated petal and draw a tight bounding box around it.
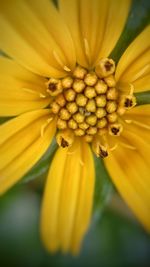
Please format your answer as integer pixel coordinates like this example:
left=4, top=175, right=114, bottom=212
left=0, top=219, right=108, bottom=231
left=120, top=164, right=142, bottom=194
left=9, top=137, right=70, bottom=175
left=41, top=138, right=95, bottom=254
left=0, top=57, right=51, bottom=116
left=116, top=26, right=150, bottom=92
left=59, top=0, right=131, bottom=68
left=104, top=144, right=150, bottom=231
left=96, top=0, right=131, bottom=64
left=0, top=0, right=76, bottom=77
left=59, top=0, right=88, bottom=67
left=0, top=109, right=56, bottom=194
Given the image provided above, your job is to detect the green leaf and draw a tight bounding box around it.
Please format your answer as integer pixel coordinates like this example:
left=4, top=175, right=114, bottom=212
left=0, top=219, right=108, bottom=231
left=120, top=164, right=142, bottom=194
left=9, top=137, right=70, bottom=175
left=136, top=90, right=150, bottom=105
left=22, top=140, right=58, bottom=183
left=93, top=155, right=113, bottom=216
left=0, top=117, right=12, bottom=124
left=111, top=0, right=150, bottom=62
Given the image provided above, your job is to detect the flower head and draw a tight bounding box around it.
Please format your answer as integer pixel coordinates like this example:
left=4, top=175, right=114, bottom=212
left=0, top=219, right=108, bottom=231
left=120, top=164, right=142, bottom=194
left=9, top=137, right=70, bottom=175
left=0, top=0, right=150, bottom=255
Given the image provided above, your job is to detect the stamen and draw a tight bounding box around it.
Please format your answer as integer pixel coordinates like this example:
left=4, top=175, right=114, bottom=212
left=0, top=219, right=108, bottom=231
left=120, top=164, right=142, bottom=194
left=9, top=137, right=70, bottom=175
left=39, top=93, right=47, bottom=98
left=129, top=83, right=134, bottom=95
left=119, top=141, right=136, bottom=150
left=84, top=38, right=91, bottom=59
left=131, top=64, right=150, bottom=82
left=63, top=66, right=71, bottom=72
left=130, top=120, right=150, bottom=130
left=53, top=50, right=64, bottom=68
left=40, top=118, right=53, bottom=137
left=109, top=144, right=118, bottom=152
left=23, top=88, right=47, bottom=98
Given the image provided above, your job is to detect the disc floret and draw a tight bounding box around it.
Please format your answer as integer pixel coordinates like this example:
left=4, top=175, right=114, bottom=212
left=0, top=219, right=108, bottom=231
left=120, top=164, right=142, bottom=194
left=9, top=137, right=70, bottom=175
left=46, top=58, right=136, bottom=158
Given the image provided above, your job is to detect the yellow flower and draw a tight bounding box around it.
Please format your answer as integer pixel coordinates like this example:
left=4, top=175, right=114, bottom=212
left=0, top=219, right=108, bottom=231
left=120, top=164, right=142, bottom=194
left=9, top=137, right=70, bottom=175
left=0, top=0, right=150, bottom=255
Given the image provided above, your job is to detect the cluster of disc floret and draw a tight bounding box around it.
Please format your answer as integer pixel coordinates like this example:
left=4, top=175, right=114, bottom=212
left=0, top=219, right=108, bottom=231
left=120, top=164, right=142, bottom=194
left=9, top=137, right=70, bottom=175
left=46, top=58, right=136, bottom=158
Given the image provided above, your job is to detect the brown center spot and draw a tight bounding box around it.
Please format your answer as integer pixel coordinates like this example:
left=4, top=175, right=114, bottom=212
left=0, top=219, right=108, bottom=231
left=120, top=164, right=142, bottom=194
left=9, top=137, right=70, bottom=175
left=48, top=83, right=57, bottom=91
left=124, top=98, right=133, bottom=107
left=105, top=61, right=113, bottom=71
left=99, top=147, right=108, bottom=158
left=111, top=127, right=119, bottom=135
left=61, top=138, right=69, bottom=148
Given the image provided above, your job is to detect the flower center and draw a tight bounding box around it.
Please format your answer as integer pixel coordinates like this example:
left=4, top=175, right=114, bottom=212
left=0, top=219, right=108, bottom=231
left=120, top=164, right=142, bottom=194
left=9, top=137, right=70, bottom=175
left=46, top=58, right=136, bottom=158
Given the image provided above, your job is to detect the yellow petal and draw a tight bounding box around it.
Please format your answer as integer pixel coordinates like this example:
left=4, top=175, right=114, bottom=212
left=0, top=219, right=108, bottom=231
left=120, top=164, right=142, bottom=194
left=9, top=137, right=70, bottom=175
left=59, top=0, right=131, bottom=68
left=95, top=0, right=131, bottom=64
left=131, top=75, right=150, bottom=92
left=116, top=26, right=150, bottom=92
left=0, top=0, right=75, bottom=77
left=0, top=57, right=51, bottom=116
left=41, top=138, right=95, bottom=254
left=28, top=0, right=76, bottom=71
left=121, top=129, right=150, bottom=166
left=123, top=104, right=150, bottom=141
left=0, top=109, right=56, bottom=194
left=104, top=145, right=150, bottom=231
left=59, top=0, right=88, bottom=67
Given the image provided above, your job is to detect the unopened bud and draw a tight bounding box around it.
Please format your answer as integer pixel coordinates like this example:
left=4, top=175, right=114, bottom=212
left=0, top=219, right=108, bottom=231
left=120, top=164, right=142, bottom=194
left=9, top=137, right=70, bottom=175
left=95, top=79, right=107, bottom=94
left=104, top=75, right=116, bottom=87
left=73, top=65, right=87, bottom=79
left=84, top=72, right=98, bottom=86
left=73, top=79, right=85, bottom=93
left=85, top=86, right=96, bottom=99
left=64, top=89, right=76, bottom=102
left=62, top=76, right=73, bottom=88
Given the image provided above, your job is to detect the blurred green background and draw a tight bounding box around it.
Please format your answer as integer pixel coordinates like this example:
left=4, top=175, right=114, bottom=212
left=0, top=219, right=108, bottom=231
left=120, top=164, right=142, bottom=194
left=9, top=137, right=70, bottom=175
left=0, top=185, right=150, bottom=267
